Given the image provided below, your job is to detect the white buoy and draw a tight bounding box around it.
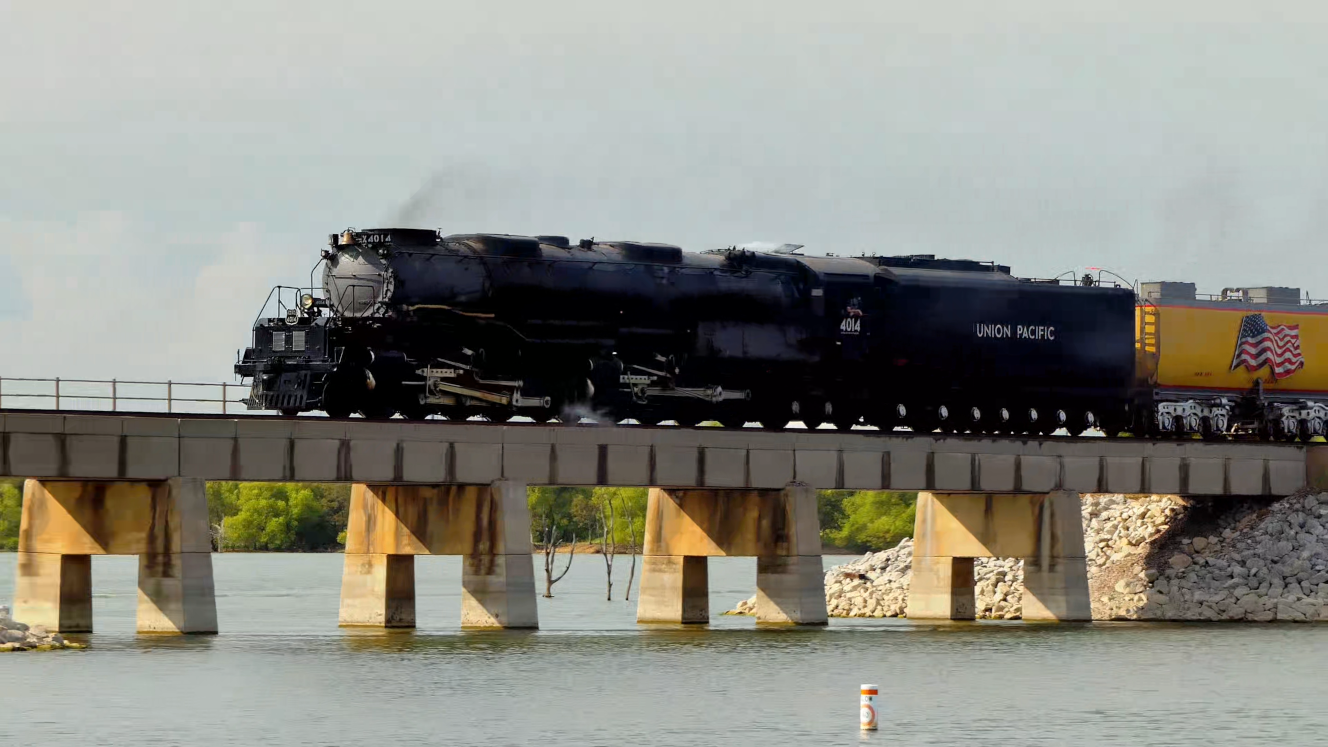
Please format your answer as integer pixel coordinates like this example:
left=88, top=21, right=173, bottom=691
left=860, top=684, right=878, bottom=730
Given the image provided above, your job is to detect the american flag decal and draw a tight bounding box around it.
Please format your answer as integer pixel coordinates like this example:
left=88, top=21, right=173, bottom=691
left=1230, top=313, right=1304, bottom=380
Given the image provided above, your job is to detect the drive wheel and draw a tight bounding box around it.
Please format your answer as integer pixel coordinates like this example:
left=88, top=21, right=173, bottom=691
left=321, top=378, right=353, bottom=419
left=398, top=398, right=431, bottom=421
left=359, top=404, right=396, bottom=420
left=932, top=404, right=957, bottom=434
left=831, top=417, right=859, bottom=430
left=1064, top=410, right=1092, bottom=437
left=1100, top=418, right=1126, bottom=438
left=800, top=399, right=828, bottom=429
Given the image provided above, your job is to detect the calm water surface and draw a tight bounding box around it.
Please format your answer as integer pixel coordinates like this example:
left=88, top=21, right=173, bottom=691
left=2, top=553, right=1327, bottom=746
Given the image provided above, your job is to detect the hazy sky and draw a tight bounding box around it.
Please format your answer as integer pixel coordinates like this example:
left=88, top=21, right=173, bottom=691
left=2, top=1, right=1326, bottom=382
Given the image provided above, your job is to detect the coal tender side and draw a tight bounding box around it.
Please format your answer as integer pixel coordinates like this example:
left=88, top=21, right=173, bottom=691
left=864, top=257, right=1137, bottom=435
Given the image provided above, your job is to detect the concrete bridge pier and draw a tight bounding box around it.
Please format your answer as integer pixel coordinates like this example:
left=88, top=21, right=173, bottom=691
left=905, top=490, right=1090, bottom=621
left=637, top=483, right=828, bottom=625
left=13, top=478, right=218, bottom=634
left=337, top=480, right=539, bottom=629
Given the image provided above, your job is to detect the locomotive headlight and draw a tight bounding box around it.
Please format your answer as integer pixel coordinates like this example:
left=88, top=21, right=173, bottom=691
left=301, top=294, right=315, bottom=309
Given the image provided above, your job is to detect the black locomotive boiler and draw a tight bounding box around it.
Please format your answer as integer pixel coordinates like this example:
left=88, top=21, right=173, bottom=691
left=235, top=228, right=1138, bottom=434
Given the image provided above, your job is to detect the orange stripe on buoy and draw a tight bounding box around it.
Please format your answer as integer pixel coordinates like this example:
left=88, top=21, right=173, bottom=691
left=861, top=689, right=878, bottom=695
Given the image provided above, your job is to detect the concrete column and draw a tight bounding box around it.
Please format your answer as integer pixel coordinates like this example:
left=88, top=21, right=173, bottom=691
left=756, top=556, right=828, bottom=624
left=635, top=483, right=827, bottom=624
left=905, top=556, right=976, bottom=620
left=338, top=554, right=416, bottom=628
left=636, top=555, right=710, bottom=623
left=12, top=478, right=217, bottom=634
left=754, top=484, right=827, bottom=624
left=462, top=555, right=539, bottom=628
left=136, top=479, right=218, bottom=633
left=338, top=480, right=537, bottom=629
left=13, top=552, right=93, bottom=632
left=904, top=490, right=1089, bottom=623
left=461, top=480, right=539, bottom=629
left=138, top=551, right=219, bottom=634
left=1021, top=490, right=1091, bottom=621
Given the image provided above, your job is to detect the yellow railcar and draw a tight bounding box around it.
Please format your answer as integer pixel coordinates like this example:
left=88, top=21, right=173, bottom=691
left=1136, top=282, right=1328, bottom=439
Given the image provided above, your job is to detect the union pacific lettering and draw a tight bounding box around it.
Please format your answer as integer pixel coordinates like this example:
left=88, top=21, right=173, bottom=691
left=975, top=323, right=1055, bottom=340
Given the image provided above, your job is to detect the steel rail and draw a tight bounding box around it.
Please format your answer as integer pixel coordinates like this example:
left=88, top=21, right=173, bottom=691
left=1, top=405, right=1319, bottom=448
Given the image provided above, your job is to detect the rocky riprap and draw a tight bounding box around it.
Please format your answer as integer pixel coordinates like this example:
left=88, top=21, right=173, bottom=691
left=1099, top=491, right=1328, bottom=622
left=0, top=606, right=85, bottom=651
left=726, top=492, right=1328, bottom=622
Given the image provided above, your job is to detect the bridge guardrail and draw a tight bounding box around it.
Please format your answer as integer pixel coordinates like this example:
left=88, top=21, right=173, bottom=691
left=0, top=377, right=269, bottom=415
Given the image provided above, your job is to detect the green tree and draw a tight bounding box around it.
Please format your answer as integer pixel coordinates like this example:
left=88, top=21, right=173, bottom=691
left=221, top=483, right=342, bottom=552
left=314, top=483, right=351, bottom=536
left=591, top=487, right=648, bottom=546
left=206, top=481, right=349, bottom=551
left=206, top=482, right=241, bottom=549
left=528, top=486, right=595, bottom=544
left=823, top=491, right=917, bottom=552
left=817, top=491, right=850, bottom=539
left=0, top=481, right=22, bottom=551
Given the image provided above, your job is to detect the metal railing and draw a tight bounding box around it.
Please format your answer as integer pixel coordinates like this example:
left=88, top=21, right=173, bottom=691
left=0, top=377, right=268, bottom=415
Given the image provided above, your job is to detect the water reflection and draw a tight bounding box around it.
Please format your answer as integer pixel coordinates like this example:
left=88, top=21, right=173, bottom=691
left=125, top=634, right=220, bottom=653
left=339, top=628, right=541, bottom=655
left=3, top=554, right=1328, bottom=747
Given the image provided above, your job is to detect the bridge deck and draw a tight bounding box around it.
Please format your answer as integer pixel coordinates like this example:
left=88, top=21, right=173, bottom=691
left=3, top=410, right=1321, bottom=496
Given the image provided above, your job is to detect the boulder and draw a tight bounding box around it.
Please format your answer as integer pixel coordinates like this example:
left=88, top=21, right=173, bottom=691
left=1115, top=578, right=1146, bottom=594
left=733, top=490, right=1328, bottom=623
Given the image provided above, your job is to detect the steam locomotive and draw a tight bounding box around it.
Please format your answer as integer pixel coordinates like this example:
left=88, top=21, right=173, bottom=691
left=234, top=227, right=1328, bottom=440
left=236, top=227, right=1138, bottom=435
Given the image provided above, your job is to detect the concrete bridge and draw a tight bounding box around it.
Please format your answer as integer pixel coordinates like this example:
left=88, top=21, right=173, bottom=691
left=5, top=410, right=1327, bottom=634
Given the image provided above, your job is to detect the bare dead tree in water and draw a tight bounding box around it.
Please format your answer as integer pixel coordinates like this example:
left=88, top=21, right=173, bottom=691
left=623, top=499, right=642, bottom=601
left=540, top=510, right=575, bottom=598
left=599, top=494, right=618, bottom=601
left=210, top=521, right=227, bottom=552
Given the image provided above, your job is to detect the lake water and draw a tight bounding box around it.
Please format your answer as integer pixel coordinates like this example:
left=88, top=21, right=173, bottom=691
left=3, top=552, right=1327, bottom=746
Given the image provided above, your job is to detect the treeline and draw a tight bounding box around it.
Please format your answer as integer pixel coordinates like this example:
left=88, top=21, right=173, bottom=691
left=0, top=479, right=916, bottom=554
left=818, top=490, right=917, bottom=552
left=207, top=482, right=351, bottom=551
left=529, top=487, right=649, bottom=548
left=0, top=482, right=19, bottom=552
